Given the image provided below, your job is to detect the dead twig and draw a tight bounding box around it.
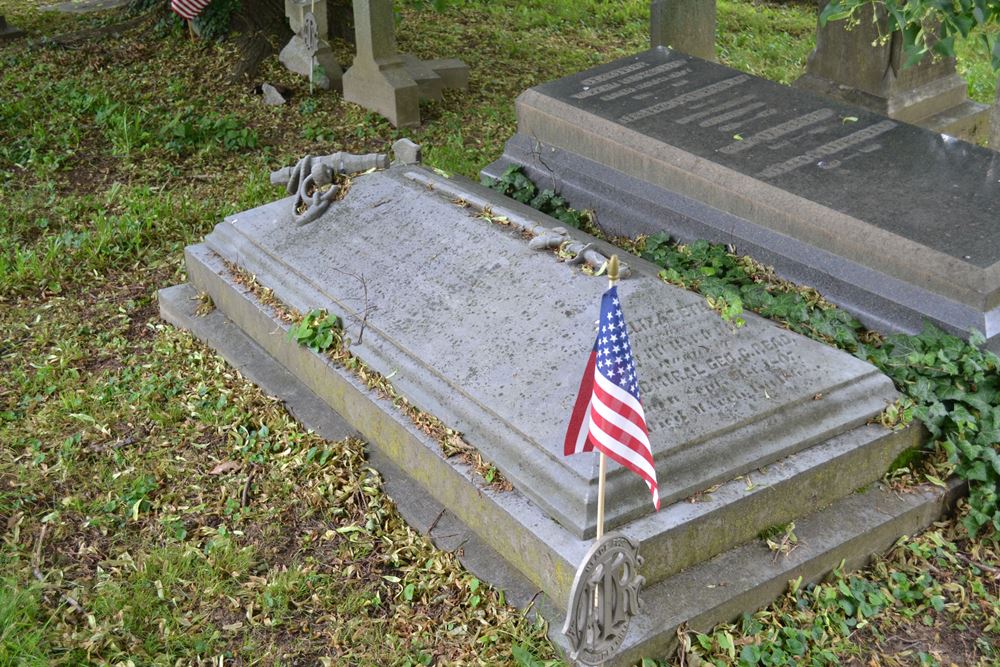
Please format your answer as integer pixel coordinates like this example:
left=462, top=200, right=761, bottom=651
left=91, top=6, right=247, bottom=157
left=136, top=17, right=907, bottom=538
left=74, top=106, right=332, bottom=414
left=954, top=551, right=1000, bottom=577
left=241, top=466, right=257, bottom=507
left=32, top=525, right=85, bottom=614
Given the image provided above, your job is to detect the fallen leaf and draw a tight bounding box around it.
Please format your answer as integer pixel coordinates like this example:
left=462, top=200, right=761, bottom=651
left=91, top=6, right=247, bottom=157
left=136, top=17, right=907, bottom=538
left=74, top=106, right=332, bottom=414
left=209, top=461, right=242, bottom=475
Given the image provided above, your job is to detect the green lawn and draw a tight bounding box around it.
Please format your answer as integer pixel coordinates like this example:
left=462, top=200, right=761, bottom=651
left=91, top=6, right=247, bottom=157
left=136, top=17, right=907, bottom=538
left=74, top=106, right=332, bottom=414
left=1, top=0, right=997, bottom=665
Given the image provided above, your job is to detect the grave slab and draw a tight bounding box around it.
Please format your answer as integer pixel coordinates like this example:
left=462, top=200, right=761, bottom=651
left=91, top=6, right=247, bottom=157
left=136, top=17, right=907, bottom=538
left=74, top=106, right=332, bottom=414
left=159, top=273, right=959, bottom=667
left=193, top=165, right=901, bottom=542
left=482, top=47, right=1000, bottom=349
left=0, top=14, right=24, bottom=40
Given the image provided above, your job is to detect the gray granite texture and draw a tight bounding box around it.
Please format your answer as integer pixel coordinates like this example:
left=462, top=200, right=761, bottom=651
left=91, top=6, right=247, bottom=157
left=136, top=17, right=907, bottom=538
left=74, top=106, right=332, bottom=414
left=482, top=47, right=1000, bottom=349
left=193, top=164, right=903, bottom=544
left=797, top=2, right=989, bottom=142
left=278, top=34, right=343, bottom=91
left=650, top=0, right=715, bottom=61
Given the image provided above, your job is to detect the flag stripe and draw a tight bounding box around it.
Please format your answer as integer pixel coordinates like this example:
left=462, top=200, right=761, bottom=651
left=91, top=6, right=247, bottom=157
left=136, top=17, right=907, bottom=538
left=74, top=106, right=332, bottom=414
left=563, top=285, right=660, bottom=512
left=588, top=413, right=657, bottom=483
left=171, top=0, right=211, bottom=20
left=563, top=349, right=597, bottom=455
left=592, top=377, right=650, bottom=449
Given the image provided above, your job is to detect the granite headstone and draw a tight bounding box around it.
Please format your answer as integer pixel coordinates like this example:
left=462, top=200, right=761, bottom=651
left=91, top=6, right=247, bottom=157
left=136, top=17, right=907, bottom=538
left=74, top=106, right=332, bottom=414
left=483, top=47, right=1000, bottom=349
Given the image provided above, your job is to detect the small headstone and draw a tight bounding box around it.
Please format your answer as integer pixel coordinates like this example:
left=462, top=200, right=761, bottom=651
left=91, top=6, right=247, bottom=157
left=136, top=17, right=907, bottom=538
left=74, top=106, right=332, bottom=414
left=0, top=15, right=24, bottom=40
left=483, top=47, right=1000, bottom=349
left=796, top=2, right=990, bottom=142
left=650, top=0, right=715, bottom=62
left=391, top=138, right=421, bottom=165
left=280, top=0, right=344, bottom=92
left=341, top=0, right=468, bottom=128
left=261, top=83, right=287, bottom=106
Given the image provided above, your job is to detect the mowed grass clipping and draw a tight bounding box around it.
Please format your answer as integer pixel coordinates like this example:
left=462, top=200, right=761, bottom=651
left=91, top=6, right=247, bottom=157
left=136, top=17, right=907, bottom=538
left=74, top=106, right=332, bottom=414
left=1, top=0, right=998, bottom=665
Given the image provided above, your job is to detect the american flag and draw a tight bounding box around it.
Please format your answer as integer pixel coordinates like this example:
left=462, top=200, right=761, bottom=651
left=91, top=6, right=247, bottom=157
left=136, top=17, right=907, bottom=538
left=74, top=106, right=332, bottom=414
left=170, top=0, right=211, bottom=21
left=564, top=286, right=659, bottom=510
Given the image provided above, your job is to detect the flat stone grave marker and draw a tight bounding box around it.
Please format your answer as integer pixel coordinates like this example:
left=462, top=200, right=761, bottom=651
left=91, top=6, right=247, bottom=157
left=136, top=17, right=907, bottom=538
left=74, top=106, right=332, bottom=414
left=162, top=159, right=949, bottom=664
left=192, top=164, right=897, bottom=538
left=483, top=47, right=1000, bottom=350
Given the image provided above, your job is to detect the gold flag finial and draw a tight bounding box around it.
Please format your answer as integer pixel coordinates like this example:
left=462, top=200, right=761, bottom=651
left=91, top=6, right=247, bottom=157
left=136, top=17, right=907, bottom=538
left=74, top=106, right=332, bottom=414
left=608, top=255, right=620, bottom=284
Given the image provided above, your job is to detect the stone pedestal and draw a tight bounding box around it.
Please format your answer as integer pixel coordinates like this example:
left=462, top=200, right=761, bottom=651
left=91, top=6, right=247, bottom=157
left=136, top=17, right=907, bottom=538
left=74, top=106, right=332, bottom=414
left=342, top=0, right=468, bottom=128
left=0, top=15, right=24, bottom=41
left=796, top=2, right=990, bottom=142
left=650, top=0, right=715, bottom=61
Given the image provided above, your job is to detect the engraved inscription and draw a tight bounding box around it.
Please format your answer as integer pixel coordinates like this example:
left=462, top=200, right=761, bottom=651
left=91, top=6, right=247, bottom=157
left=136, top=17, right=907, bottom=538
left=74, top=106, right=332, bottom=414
left=580, top=61, right=648, bottom=87
left=675, top=94, right=758, bottom=125
left=718, top=109, right=835, bottom=154
left=627, top=304, right=812, bottom=436
left=618, top=75, right=751, bottom=124
left=698, top=102, right=767, bottom=128
left=601, top=70, right=690, bottom=101
left=757, top=120, right=897, bottom=178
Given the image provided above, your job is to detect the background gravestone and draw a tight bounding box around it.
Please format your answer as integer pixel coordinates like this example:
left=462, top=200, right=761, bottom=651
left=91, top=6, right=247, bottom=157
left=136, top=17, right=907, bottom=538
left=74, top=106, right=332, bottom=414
left=650, top=0, right=715, bottom=61
left=341, top=0, right=468, bottom=128
left=279, top=0, right=344, bottom=91
left=796, top=1, right=990, bottom=142
left=0, top=15, right=24, bottom=40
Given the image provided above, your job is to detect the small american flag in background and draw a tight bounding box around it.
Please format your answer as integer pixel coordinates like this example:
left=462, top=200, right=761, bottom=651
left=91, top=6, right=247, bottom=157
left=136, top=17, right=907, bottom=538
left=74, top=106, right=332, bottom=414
left=564, top=286, right=659, bottom=510
left=170, top=0, right=211, bottom=21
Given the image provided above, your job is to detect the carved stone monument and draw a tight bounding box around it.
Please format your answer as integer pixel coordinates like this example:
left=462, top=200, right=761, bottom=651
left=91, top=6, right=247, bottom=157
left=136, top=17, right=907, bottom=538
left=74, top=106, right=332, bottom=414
left=159, top=146, right=960, bottom=663
left=650, top=0, right=715, bottom=61
left=483, top=47, right=1000, bottom=351
left=796, top=2, right=990, bottom=142
left=0, top=15, right=24, bottom=41
left=280, top=0, right=343, bottom=91
left=341, top=0, right=468, bottom=127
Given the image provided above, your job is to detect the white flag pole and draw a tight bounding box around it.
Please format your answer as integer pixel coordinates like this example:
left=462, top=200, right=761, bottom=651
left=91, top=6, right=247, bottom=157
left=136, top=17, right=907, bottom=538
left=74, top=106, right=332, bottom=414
left=596, top=254, right=620, bottom=541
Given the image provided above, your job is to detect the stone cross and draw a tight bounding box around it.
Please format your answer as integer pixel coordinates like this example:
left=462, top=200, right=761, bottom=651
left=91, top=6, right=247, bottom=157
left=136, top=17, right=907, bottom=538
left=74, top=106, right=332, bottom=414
left=796, top=1, right=990, bottom=142
left=650, top=0, right=716, bottom=61
left=342, top=0, right=468, bottom=128
left=279, top=0, right=344, bottom=91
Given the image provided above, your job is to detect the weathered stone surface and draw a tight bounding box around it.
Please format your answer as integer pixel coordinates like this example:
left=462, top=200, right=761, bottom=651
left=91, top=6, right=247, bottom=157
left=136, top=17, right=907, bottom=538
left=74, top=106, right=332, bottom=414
left=796, top=2, right=989, bottom=142
left=482, top=47, right=1000, bottom=348
left=194, top=165, right=899, bottom=541
left=285, top=0, right=328, bottom=35
left=391, top=138, right=422, bottom=164
left=650, top=0, right=715, bottom=61
left=159, top=276, right=956, bottom=667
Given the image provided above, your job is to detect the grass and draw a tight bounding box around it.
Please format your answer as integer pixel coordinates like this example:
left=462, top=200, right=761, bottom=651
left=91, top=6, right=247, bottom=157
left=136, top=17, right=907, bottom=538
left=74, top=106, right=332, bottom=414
left=0, top=0, right=997, bottom=664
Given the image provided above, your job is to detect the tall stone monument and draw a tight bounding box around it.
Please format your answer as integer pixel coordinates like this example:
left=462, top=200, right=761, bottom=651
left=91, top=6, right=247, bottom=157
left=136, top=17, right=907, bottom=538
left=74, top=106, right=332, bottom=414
left=796, top=2, right=990, bottom=142
left=341, top=0, right=468, bottom=128
left=649, top=0, right=715, bottom=61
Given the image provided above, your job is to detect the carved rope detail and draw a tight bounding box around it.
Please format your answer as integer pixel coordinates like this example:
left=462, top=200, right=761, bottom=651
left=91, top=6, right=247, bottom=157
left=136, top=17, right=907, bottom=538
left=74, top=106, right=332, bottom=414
left=270, top=152, right=390, bottom=225
left=402, top=170, right=631, bottom=278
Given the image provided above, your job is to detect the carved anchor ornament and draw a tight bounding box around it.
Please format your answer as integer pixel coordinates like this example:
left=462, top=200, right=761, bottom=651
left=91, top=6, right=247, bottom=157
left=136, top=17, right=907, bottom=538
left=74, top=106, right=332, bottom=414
left=270, top=151, right=390, bottom=225
left=563, top=534, right=645, bottom=665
